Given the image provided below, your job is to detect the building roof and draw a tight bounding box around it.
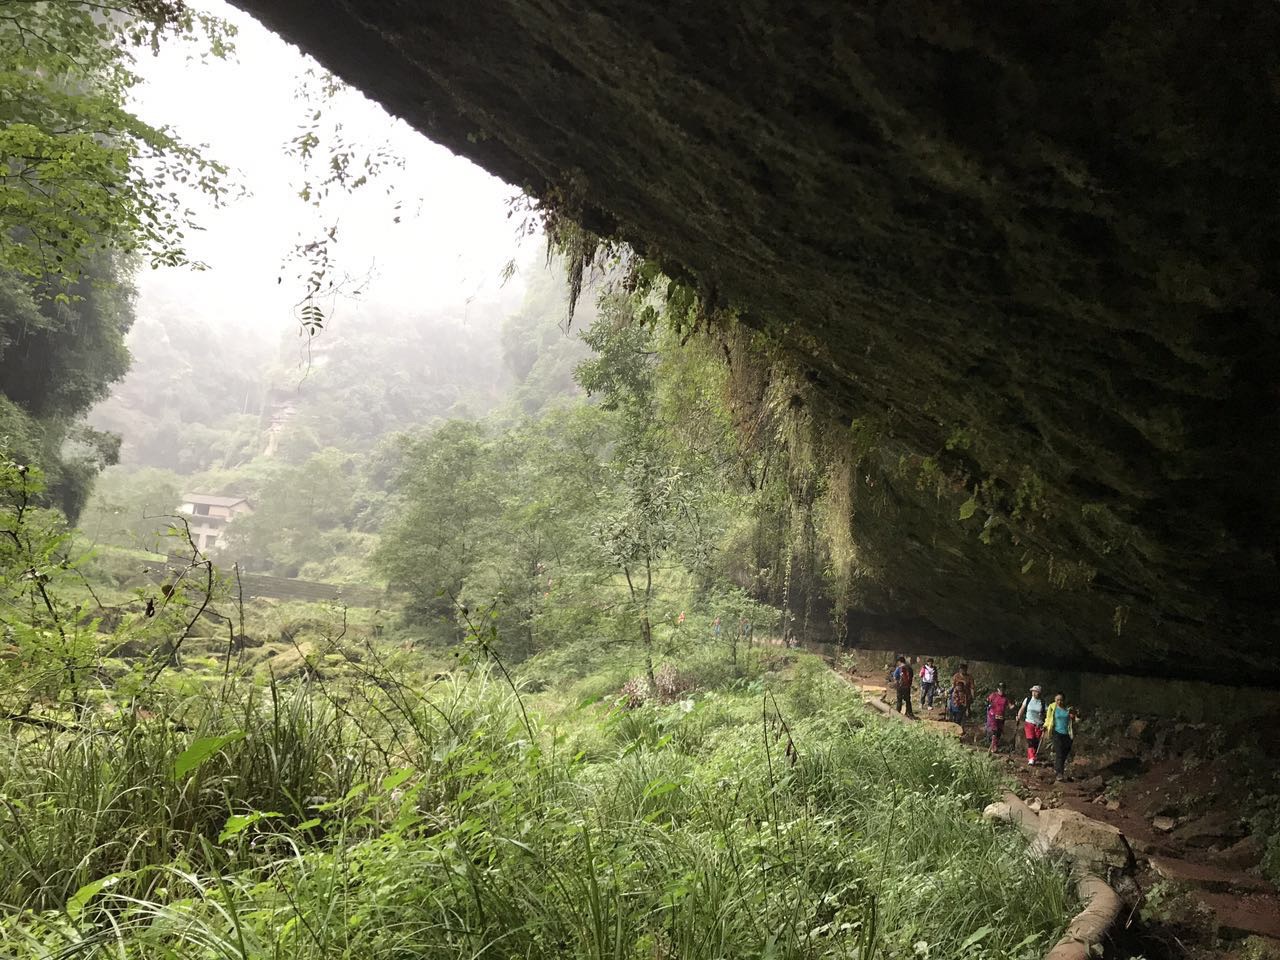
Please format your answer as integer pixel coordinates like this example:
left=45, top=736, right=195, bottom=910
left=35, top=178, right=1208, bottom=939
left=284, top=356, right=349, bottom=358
left=182, top=494, right=250, bottom=508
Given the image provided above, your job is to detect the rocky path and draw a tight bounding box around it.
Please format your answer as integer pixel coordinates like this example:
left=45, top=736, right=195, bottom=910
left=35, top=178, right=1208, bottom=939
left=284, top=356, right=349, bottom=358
left=842, top=668, right=1280, bottom=956
left=1008, top=753, right=1280, bottom=945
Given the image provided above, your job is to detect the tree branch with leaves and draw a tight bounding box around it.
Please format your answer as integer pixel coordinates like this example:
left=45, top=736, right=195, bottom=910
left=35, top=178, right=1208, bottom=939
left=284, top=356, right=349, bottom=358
left=0, top=0, right=235, bottom=286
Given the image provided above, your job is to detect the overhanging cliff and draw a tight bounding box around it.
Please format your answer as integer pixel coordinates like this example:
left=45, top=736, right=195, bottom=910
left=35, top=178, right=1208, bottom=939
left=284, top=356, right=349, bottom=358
left=234, top=0, right=1280, bottom=683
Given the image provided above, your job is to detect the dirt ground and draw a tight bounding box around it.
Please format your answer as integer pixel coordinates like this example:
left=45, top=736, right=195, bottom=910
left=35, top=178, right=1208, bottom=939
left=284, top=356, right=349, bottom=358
left=841, top=665, right=1280, bottom=959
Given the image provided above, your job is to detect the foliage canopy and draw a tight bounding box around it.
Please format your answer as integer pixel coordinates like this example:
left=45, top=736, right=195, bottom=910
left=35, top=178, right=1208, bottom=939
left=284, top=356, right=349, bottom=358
left=0, top=0, right=234, bottom=284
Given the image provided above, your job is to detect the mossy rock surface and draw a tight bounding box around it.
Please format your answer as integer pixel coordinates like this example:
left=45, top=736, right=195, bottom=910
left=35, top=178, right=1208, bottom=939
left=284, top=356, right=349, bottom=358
left=237, top=0, right=1280, bottom=682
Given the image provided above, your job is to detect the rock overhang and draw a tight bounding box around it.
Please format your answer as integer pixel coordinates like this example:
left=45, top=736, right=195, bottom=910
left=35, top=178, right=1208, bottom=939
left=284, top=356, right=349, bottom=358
left=234, top=0, right=1280, bottom=683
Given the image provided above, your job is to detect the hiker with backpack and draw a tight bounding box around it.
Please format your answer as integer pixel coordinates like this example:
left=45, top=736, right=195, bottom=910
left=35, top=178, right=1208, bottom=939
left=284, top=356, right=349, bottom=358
left=891, top=656, right=915, bottom=718
left=1015, top=684, right=1046, bottom=765
left=948, top=662, right=975, bottom=727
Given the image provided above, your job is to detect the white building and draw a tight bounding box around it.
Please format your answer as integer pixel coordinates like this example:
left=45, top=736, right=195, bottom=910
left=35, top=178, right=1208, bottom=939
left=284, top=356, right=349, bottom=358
left=177, top=494, right=253, bottom=552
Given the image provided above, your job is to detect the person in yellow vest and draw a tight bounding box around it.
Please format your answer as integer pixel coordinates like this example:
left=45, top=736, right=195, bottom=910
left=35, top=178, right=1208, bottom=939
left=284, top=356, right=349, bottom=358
left=1043, top=693, right=1079, bottom=782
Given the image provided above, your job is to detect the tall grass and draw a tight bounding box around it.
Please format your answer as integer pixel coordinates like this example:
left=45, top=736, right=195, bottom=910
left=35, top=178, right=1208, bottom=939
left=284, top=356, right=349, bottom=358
left=0, top=656, right=1073, bottom=959
left=0, top=680, right=372, bottom=911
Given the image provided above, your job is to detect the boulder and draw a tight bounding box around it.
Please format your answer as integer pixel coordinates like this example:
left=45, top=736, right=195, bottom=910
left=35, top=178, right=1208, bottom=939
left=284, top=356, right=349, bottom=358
left=1091, top=751, right=1142, bottom=777
left=1196, top=891, right=1280, bottom=940
left=1206, top=834, right=1266, bottom=871
left=982, top=792, right=1042, bottom=834
left=922, top=719, right=963, bottom=738
left=1128, top=835, right=1177, bottom=858
left=982, top=800, right=1013, bottom=823
left=1167, top=723, right=1211, bottom=757
left=239, top=0, right=1280, bottom=690
left=1036, top=808, right=1133, bottom=870
left=1150, top=856, right=1274, bottom=894
left=1172, top=810, right=1248, bottom=849
left=1124, top=718, right=1152, bottom=741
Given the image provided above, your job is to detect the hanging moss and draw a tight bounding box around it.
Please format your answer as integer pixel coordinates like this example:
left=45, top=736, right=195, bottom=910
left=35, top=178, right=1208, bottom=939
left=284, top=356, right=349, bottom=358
left=239, top=0, right=1280, bottom=682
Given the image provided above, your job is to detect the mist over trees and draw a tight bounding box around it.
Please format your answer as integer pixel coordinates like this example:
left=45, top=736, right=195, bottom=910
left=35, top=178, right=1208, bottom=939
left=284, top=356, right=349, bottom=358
left=0, top=258, right=135, bottom=518
left=0, top=1, right=241, bottom=520
left=369, top=279, right=835, bottom=669
left=5, top=7, right=1255, bottom=956
left=76, top=262, right=589, bottom=580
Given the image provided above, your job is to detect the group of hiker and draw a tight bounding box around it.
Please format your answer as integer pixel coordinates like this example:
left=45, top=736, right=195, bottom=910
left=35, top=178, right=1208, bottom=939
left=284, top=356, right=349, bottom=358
left=891, top=656, right=1080, bottom=781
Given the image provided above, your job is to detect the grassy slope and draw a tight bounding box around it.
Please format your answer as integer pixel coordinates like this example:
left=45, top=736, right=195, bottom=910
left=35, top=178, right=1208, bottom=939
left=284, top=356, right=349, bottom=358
left=0, top=647, right=1073, bottom=959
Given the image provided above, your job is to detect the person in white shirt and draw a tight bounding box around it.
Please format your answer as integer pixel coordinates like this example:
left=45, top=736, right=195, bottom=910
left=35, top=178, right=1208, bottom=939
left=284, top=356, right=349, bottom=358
left=918, top=658, right=938, bottom=709
left=1015, top=684, right=1046, bottom=765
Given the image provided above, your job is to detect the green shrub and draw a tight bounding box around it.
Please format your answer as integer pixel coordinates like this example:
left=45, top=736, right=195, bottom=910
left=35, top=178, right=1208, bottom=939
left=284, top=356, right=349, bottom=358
left=0, top=658, right=1074, bottom=960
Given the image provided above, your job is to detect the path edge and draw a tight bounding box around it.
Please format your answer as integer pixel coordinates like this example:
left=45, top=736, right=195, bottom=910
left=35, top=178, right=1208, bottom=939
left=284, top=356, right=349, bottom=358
left=854, top=675, right=1124, bottom=959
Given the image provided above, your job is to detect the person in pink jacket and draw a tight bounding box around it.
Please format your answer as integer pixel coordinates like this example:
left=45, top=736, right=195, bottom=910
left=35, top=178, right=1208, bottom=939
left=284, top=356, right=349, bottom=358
left=986, top=683, right=1011, bottom=754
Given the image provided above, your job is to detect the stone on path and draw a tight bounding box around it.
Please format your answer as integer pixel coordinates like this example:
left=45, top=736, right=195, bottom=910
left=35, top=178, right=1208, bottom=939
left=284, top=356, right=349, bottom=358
left=1171, top=809, right=1248, bottom=848
left=1124, top=718, right=1151, bottom=741
left=1194, top=891, right=1280, bottom=940
left=1150, top=856, right=1274, bottom=894
left=922, top=719, right=963, bottom=738
left=1077, top=775, right=1105, bottom=793
left=982, top=800, right=1012, bottom=823
left=1035, top=808, right=1133, bottom=870
left=1152, top=815, right=1177, bottom=832
left=1206, top=834, right=1265, bottom=871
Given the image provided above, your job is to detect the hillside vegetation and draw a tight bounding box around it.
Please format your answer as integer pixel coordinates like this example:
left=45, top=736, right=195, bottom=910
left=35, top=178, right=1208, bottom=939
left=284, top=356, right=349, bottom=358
left=0, top=5, right=1085, bottom=956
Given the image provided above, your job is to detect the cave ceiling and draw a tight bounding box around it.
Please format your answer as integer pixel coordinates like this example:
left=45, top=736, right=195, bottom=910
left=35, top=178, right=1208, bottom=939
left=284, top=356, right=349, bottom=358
left=235, top=0, right=1280, bottom=683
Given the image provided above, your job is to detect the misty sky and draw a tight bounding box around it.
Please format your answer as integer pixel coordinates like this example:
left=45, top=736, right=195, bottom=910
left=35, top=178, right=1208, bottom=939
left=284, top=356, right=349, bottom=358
left=129, top=1, right=537, bottom=338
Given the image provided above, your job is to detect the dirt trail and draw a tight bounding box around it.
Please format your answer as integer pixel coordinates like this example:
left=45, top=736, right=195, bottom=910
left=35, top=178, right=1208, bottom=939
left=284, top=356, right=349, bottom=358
left=840, top=666, right=1280, bottom=957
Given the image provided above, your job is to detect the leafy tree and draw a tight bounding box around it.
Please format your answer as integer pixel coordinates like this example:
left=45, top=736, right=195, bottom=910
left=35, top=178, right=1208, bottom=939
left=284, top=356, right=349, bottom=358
left=0, top=0, right=233, bottom=283
left=375, top=284, right=757, bottom=671
left=576, top=294, right=716, bottom=685
left=0, top=258, right=133, bottom=419
left=222, top=448, right=358, bottom=577
left=77, top=465, right=182, bottom=553
left=374, top=421, right=501, bottom=633
left=0, top=255, right=135, bottom=517
left=575, top=294, right=658, bottom=424
left=593, top=456, right=697, bottom=687
left=0, top=1, right=234, bottom=520
left=461, top=405, right=611, bottom=659
left=0, top=457, right=89, bottom=712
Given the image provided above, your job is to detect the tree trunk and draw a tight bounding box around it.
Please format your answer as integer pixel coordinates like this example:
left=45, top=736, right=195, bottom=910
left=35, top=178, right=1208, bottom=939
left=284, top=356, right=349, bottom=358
left=641, top=612, right=656, bottom=690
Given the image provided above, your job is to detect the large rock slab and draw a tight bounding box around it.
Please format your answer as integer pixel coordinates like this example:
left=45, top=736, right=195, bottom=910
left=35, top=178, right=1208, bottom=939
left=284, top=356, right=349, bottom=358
left=1171, top=809, right=1248, bottom=849
left=1195, top=891, right=1280, bottom=940
left=1150, top=856, right=1274, bottom=895
left=1206, top=834, right=1266, bottom=871
left=237, top=0, right=1280, bottom=685
left=1035, top=808, right=1132, bottom=871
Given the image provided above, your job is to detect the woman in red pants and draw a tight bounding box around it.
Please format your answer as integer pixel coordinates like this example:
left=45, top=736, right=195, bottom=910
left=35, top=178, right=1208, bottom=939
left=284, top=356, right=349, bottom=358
left=1015, top=684, right=1045, bottom=765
